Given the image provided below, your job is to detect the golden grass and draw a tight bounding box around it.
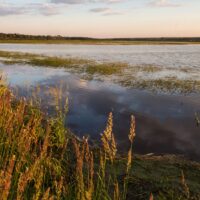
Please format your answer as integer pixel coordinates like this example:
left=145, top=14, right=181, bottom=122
left=0, top=84, right=137, bottom=200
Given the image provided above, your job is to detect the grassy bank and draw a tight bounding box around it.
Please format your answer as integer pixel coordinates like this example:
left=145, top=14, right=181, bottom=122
left=0, top=78, right=200, bottom=200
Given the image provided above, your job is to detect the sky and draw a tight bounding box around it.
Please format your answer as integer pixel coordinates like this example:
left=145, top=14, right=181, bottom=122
left=0, top=0, right=200, bottom=38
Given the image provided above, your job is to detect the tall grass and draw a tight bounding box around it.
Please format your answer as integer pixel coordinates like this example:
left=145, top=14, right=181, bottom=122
left=0, top=81, right=138, bottom=200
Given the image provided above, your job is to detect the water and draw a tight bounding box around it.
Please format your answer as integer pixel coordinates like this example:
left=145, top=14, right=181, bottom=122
left=0, top=62, right=200, bottom=160
left=0, top=43, right=200, bottom=68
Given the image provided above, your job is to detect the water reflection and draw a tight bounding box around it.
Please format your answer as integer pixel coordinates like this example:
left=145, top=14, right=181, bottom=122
left=0, top=64, right=200, bottom=160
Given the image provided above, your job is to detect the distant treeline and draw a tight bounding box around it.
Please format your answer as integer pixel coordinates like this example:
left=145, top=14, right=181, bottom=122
left=0, top=33, right=91, bottom=41
left=1, top=33, right=200, bottom=42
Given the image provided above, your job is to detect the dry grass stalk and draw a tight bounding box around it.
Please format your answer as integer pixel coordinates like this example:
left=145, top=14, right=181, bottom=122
left=123, top=115, right=136, bottom=200
left=0, top=155, right=16, bottom=200
left=85, top=151, right=94, bottom=200
left=101, top=112, right=117, bottom=163
left=128, top=115, right=136, bottom=144
left=127, top=115, right=136, bottom=172
left=181, top=170, right=190, bottom=199
left=114, top=181, right=120, bottom=200
left=149, top=193, right=154, bottom=200
left=72, top=138, right=85, bottom=200
left=41, top=188, right=50, bottom=200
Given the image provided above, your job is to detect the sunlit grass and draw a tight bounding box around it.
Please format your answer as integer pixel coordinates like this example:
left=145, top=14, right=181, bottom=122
left=0, top=82, right=136, bottom=200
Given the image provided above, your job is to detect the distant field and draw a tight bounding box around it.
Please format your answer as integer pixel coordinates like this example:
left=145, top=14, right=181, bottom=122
left=1, top=39, right=200, bottom=45
left=0, top=33, right=200, bottom=45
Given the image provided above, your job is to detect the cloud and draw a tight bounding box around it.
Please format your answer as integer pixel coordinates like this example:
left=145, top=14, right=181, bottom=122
left=90, top=7, right=110, bottom=12
left=50, top=0, right=87, bottom=4
left=50, top=0, right=124, bottom=4
left=90, top=7, right=124, bottom=16
left=0, top=4, right=26, bottom=16
left=102, top=11, right=123, bottom=15
left=149, top=0, right=181, bottom=7
left=0, top=3, right=64, bottom=16
left=29, top=3, right=63, bottom=16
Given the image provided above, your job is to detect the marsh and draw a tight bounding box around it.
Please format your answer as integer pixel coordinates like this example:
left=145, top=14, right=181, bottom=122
left=0, top=43, right=200, bottom=160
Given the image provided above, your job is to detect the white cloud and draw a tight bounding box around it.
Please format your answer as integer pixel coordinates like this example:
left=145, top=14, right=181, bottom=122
left=90, top=7, right=110, bottom=12
left=0, top=4, right=26, bottom=16
left=102, top=11, right=123, bottom=15
left=89, top=7, right=124, bottom=16
left=149, top=0, right=181, bottom=7
left=29, top=3, right=63, bottom=16
left=50, top=0, right=124, bottom=4
left=0, top=3, right=64, bottom=16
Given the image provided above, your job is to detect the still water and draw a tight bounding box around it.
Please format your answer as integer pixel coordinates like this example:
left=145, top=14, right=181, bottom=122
left=0, top=43, right=200, bottom=68
left=0, top=62, right=199, bottom=160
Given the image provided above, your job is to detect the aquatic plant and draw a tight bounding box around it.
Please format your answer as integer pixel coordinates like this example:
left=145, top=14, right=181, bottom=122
left=195, top=112, right=200, bottom=126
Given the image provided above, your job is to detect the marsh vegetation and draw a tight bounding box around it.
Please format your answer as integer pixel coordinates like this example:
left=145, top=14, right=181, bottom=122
left=0, top=50, right=200, bottom=93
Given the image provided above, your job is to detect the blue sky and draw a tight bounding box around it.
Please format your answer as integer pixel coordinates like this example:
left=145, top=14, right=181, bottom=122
left=0, top=0, right=200, bottom=38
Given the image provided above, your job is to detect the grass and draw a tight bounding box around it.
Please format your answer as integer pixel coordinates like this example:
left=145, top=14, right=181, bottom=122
left=0, top=50, right=38, bottom=60
left=85, top=62, right=127, bottom=75
left=0, top=79, right=135, bottom=200
left=29, top=56, right=90, bottom=67
left=131, top=65, right=162, bottom=73
left=0, top=50, right=127, bottom=76
left=0, top=76, right=200, bottom=199
left=120, top=78, right=200, bottom=93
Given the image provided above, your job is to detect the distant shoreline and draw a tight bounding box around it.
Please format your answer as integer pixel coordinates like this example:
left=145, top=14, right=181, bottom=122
left=1, top=33, right=200, bottom=45
left=1, top=39, right=200, bottom=45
